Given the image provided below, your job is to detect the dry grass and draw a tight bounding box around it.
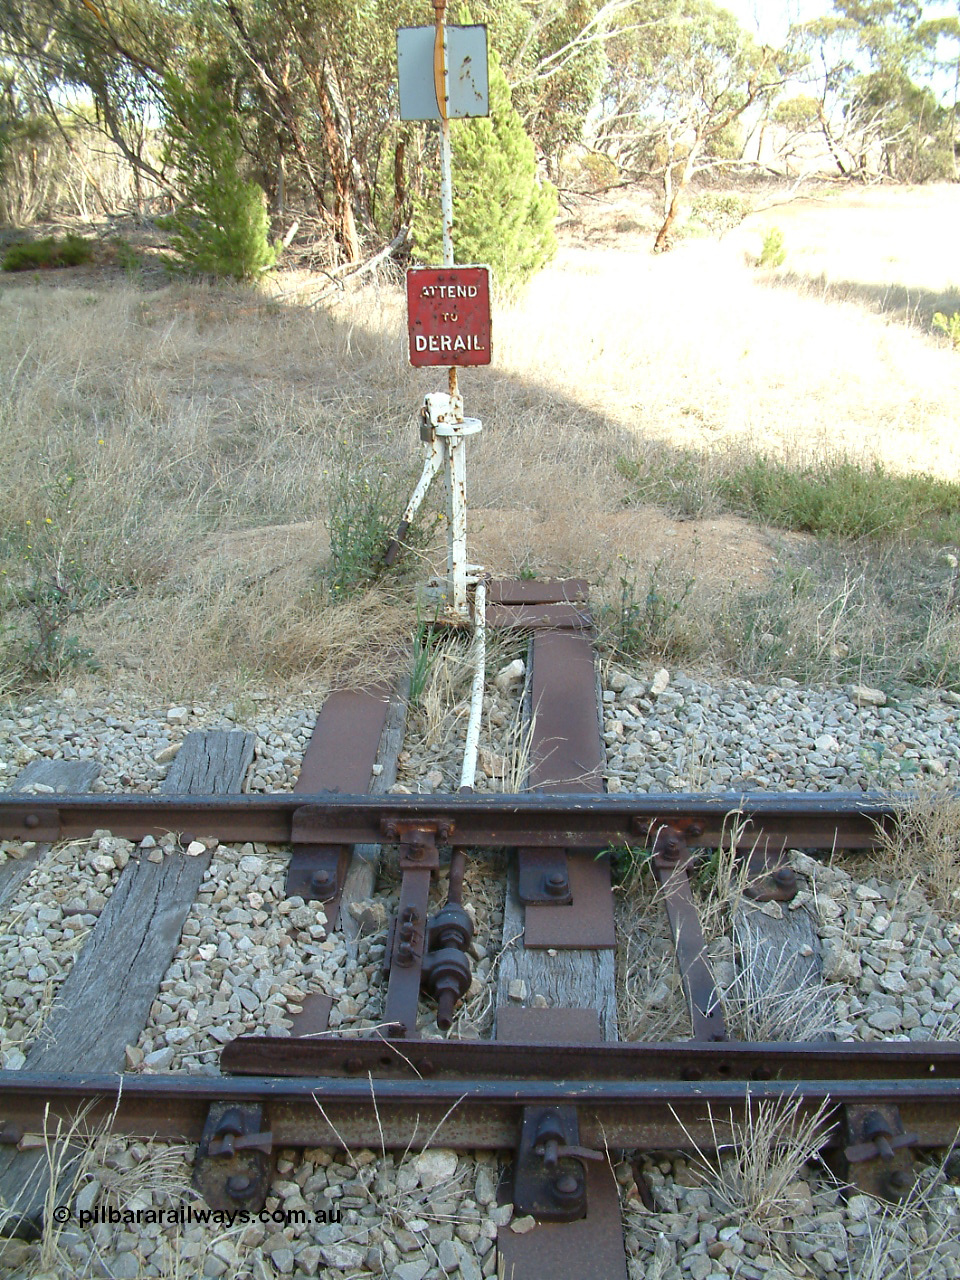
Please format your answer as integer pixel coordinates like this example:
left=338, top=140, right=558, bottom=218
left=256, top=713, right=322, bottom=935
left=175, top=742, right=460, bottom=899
left=840, top=1153, right=960, bottom=1280
left=879, top=784, right=960, bottom=913
left=674, top=1092, right=835, bottom=1228
left=722, top=920, right=839, bottom=1043
left=0, top=1102, right=197, bottom=1278
left=2, top=183, right=960, bottom=695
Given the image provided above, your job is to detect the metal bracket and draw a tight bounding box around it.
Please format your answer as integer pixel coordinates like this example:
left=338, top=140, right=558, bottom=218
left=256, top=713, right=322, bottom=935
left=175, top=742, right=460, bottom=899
left=646, top=818, right=704, bottom=867
left=192, top=1103, right=274, bottom=1212
left=517, top=847, right=572, bottom=905
left=649, top=823, right=727, bottom=1042
left=511, top=1105, right=602, bottom=1222
left=285, top=845, right=349, bottom=903
left=841, top=1104, right=918, bottom=1200
left=381, top=819, right=450, bottom=870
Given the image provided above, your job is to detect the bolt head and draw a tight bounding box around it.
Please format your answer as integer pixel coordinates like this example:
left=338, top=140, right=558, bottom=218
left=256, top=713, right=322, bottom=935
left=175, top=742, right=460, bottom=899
left=883, top=1169, right=913, bottom=1198
left=543, top=871, right=569, bottom=897
left=552, top=1171, right=582, bottom=1202
left=225, top=1174, right=256, bottom=1200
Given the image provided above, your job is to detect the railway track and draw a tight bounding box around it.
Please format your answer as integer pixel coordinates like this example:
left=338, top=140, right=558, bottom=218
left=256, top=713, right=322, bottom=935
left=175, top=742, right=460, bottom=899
left=1, top=579, right=959, bottom=1279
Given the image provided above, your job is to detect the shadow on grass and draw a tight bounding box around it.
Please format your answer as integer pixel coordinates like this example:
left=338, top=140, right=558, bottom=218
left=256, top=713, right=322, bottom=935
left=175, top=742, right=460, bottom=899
left=762, top=271, right=960, bottom=331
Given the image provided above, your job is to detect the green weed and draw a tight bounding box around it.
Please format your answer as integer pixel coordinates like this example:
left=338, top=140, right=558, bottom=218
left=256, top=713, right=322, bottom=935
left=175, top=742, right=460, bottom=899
left=600, top=555, right=697, bottom=660
left=0, top=470, right=103, bottom=683
left=617, top=449, right=960, bottom=543
left=716, top=455, right=960, bottom=542
left=932, top=310, right=960, bottom=351
left=758, top=226, right=786, bottom=268
left=324, top=449, right=405, bottom=597
left=602, top=842, right=651, bottom=890
left=408, top=604, right=441, bottom=708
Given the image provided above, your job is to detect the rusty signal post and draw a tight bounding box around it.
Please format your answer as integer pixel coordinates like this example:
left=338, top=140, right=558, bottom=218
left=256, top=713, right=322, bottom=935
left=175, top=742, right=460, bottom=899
left=390, top=1, right=490, bottom=622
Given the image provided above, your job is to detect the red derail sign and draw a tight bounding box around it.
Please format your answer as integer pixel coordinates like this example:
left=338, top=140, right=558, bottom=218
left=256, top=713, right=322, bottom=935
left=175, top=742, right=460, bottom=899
left=406, top=266, right=491, bottom=367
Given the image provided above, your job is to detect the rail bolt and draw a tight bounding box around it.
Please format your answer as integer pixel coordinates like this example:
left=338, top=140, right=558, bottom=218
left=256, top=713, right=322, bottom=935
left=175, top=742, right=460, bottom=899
left=225, top=1174, right=257, bottom=1201
left=543, top=871, right=570, bottom=898
left=552, top=1169, right=583, bottom=1206
left=421, top=946, right=472, bottom=1029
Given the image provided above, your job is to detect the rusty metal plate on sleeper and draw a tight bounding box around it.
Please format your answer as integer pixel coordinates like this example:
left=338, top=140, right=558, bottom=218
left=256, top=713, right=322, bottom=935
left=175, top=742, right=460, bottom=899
left=497, top=1159, right=628, bottom=1280
left=287, top=684, right=392, bottom=919
left=523, top=852, right=615, bottom=949
left=486, top=580, right=589, bottom=605
left=294, top=685, right=392, bottom=794
left=527, top=631, right=604, bottom=793
left=486, top=602, right=593, bottom=631
left=517, top=847, right=572, bottom=904
left=288, top=993, right=333, bottom=1039
left=496, top=1007, right=601, bottom=1044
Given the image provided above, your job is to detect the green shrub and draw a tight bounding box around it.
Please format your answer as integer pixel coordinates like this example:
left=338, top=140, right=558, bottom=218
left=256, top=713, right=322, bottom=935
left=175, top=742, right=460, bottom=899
left=2, top=234, right=93, bottom=271
left=324, top=450, right=407, bottom=597
left=758, top=226, right=786, bottom=269
left=412, top=50, right=557, bottom=293
left=933, top=311, right=960, bottom=351
left=691, top=193, right=749, bottom=238
left=160, top=64, right=278, bottom=282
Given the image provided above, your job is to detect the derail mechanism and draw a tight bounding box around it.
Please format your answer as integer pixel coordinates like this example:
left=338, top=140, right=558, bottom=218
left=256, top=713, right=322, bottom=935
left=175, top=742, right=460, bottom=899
left=381, top=820, right=474, bottom=1035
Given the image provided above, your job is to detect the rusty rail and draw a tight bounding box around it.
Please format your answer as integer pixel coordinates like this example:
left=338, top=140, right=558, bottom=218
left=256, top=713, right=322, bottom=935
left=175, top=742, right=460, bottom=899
left=0, top=789, right=905, bottom=849
left=3, top=1060, right=960, bottom=1153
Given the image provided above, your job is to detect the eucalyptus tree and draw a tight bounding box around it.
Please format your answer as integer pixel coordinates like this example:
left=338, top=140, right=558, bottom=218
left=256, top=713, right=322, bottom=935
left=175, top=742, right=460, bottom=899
left=793, top=0, right=957, bottom=180
left=596, top=0, right=790, bottom=249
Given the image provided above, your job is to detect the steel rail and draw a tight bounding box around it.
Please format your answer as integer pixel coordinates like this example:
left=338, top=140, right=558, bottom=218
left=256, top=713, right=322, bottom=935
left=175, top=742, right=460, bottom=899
left=218, top=1037, right=960, bottom=1083
left=0, top=790, right=906, bottom=849
left=3, top=1070, right=960, bottom=1153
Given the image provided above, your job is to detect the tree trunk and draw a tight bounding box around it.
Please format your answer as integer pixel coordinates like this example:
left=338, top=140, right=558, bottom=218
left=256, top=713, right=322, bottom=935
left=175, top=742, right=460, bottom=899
left=393, top=136, right=406, bottom=237
left=316, top=61, right=360, bottom=264
left=653, top=140, right=699, bottom=254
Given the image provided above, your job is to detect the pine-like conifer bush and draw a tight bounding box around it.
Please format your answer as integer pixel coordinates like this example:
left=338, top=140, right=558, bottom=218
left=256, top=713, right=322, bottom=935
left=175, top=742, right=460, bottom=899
left=412, top=50, right=557, bottom=291
left=161, top=65, right=277, bottom=282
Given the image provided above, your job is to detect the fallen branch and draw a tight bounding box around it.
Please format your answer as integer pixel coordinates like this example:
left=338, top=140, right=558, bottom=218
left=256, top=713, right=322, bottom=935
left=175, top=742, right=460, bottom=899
left=305, top=225, right=409, bottom=307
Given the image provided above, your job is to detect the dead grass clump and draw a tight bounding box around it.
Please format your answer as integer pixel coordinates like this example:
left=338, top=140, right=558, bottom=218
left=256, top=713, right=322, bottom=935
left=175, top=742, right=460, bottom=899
left=615, top=873, right=692, bottom=1041
left=723, top=922, right=839, bottom=1043
left=842, top=1156, right=960, bottom=1280
left=879, top=784, right=960, bottom=913
left=676, top=1093, right=834, bottom=1229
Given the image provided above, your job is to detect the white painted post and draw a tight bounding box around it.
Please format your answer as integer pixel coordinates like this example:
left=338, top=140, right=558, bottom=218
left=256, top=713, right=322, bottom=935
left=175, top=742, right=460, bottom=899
left=433, top=0, right=472, bottom=618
